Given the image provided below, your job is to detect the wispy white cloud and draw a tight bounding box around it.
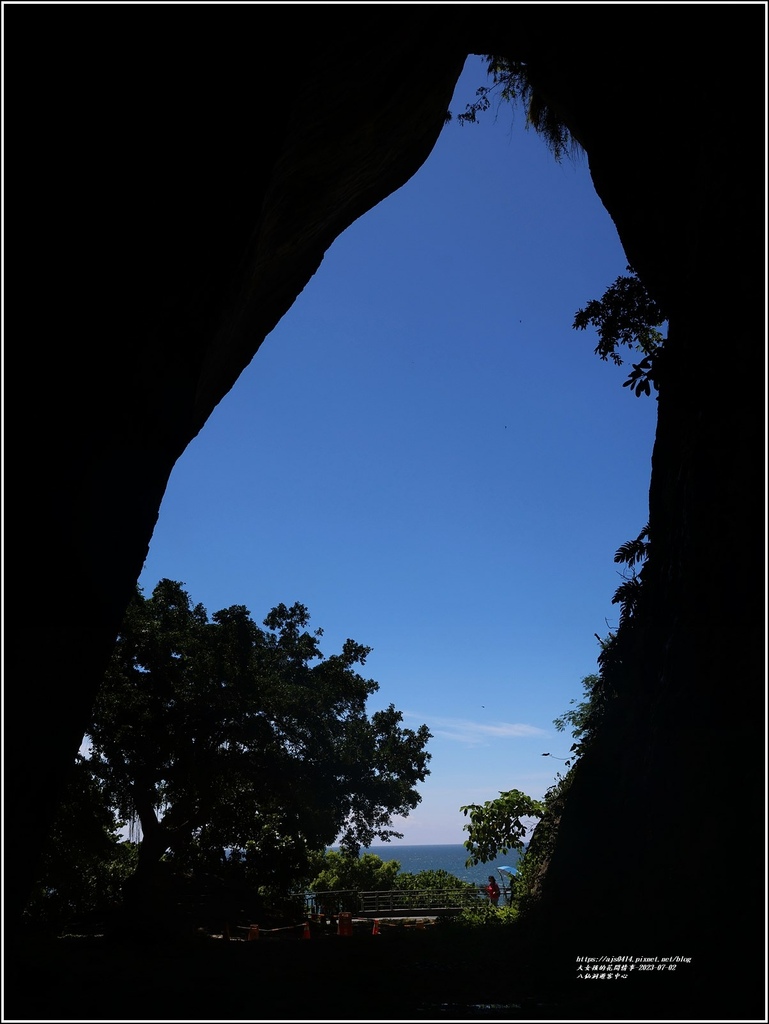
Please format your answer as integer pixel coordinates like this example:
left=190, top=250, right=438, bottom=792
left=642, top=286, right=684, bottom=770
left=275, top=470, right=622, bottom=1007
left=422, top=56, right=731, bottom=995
left=403, top=713, right=549, bottom=745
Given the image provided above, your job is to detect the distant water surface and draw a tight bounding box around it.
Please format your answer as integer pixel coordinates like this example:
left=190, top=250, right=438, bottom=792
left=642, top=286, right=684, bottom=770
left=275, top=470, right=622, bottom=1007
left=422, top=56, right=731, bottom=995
left=329, top=843, right=520, bottom=886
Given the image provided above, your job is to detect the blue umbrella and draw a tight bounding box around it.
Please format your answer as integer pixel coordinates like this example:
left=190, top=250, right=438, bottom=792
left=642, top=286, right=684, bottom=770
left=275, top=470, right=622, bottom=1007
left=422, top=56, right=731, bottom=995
left=496, top=866, right=517, bottom=906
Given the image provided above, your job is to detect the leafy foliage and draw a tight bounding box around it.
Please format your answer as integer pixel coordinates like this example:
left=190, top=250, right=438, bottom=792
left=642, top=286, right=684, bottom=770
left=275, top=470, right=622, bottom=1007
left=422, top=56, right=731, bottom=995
left=552, top=673, right=602, bottom=762
left=614, top=523, right=650, bottom=569
left=517, top=595, right=652, bottom=914
left=85, top=580, right=432, bottom=896
left=394, top=867, right=474, bottom=894
left=451, top=64, right=665, bottom=396
left=460, top=789, right=545, bottom=867
left=393, top=868, right=479, bottom=917
left=448, top=55, right=579, bottom=162
left=551, top=648, right=619, bottom=766
left=611, top=522, right=650, bottom=626
left=621, top=355, right=658, bottom=398
left=512, top=769, right=575, bottom=915
left=25, top=756, right=137, bottom=925
left=463, top=518, right=653, bottom=920
left=611, top=575, right=644, bottom=626
left=437, top=898, right=519, bottom=930
left=306, top=849, right=401, bottom=893
left=305, top=854, right=475, bottom=916
left=572, top=267, right=667, bottom=396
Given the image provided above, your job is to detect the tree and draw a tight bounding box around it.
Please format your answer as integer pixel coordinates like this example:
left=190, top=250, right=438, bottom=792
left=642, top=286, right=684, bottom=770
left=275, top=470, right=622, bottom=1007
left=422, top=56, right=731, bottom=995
left=25, top=755, right=137, bottom=926
left=516, top=629, right=637, bottom=914
left=307, top=849, right=401, bottom=894
left=394, top=867, right=478, bottom=914
left=452, top=62, right=666, bottom=397
left=511, top=770, right=574, bottom=915
left=85, top=580, right=432, bottom=898
left=550, top=675, right=601, bottom=773
left=448, top=55, right=580, bottom=162
left=572, top=267, right=667, bottom=397
left=450, top=62, right=667, bottom=398
left=394, top=867, right=474, bottom=895
left=460, top=789, right=545, bottom=867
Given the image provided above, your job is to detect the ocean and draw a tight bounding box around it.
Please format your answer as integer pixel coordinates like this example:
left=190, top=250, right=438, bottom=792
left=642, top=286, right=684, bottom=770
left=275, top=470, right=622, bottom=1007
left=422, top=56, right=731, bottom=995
left=332, top=843, right=521, bottom=886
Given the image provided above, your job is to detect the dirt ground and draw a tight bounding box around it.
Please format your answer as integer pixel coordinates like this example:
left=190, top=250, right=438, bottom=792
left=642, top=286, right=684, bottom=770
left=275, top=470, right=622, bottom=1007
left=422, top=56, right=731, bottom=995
left=7, top=918, right=761, bottom=1023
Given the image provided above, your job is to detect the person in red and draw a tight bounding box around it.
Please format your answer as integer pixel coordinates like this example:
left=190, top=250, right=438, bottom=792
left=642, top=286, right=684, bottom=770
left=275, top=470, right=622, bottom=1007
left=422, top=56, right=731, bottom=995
left=485, top=875, right=500, bottom=907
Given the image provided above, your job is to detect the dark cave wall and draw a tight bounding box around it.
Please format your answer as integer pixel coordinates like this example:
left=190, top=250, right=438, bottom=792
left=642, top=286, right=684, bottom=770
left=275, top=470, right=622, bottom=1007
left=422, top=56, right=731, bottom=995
left=495, top=9, right=766, bottom=970
left=5, top=9, right=466, bottom=927
left=5, top=5, right=764, bottom=977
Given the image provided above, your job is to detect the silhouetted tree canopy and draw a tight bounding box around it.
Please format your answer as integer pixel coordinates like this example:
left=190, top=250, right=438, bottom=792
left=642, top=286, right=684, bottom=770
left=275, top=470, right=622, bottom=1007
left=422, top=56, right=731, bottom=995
left=448, top=54, right=579, bottom=162
left=85, top=580, right=431, bottom=894
left=573, top=267, right=667, bottom=397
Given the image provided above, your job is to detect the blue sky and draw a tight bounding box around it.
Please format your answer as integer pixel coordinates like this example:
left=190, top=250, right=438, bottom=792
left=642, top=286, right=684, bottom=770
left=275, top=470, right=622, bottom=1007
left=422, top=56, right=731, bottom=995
left=137, top=56, right=659, bottom=845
